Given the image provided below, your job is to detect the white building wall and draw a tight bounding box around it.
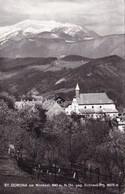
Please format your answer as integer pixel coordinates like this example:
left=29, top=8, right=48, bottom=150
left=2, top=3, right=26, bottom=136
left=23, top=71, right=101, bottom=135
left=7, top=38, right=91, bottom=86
left=71, top=98, right=79, bottom=114
left=65, top=102, right=118, bottom=118
left=65, top=105, right=73, bottom=115
left=77, top=104, right=116, bottom=110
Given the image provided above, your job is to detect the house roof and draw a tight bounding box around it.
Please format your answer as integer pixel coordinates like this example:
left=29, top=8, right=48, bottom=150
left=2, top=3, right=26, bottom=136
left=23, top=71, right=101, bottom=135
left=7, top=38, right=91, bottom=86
left=55, top=96, right=65, bottom=102
left=77, top=93, right=114, bottom=105
left=47, top=102, right=65, bottom=117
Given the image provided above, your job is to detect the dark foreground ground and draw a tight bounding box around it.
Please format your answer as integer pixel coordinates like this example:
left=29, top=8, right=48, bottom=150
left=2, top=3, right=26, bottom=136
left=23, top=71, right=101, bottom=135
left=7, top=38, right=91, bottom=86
left=0, top=154, right=124, bottom=194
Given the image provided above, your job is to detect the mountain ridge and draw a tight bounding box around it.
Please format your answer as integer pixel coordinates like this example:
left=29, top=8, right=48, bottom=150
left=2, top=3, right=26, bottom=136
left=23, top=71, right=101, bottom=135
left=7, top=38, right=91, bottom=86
left=0, top=20, right=99, bottom=43
left=0, top=20, right=124, bottom=59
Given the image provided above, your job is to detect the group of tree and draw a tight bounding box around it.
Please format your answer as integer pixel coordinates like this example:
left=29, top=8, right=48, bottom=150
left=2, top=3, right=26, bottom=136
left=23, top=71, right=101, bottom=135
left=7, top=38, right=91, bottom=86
left=0, top=98, right=125, bottom=185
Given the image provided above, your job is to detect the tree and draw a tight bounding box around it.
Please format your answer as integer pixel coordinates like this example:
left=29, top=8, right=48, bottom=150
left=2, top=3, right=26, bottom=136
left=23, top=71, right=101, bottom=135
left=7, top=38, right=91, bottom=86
left=12, top=106, right=46, bottom=161
left=90, top=127, right=125, bottom=185
left=0, top=100, right=20, bottom=153
left=0, top=92, right=15, bottom=109
left=44, top=113, right=84, bottom=168
left=107, top=129, right=125, bottom=184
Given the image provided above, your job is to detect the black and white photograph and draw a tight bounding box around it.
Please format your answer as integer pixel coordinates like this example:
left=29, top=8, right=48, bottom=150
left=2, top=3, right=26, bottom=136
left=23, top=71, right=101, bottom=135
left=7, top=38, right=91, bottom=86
left=0, top=0, right=125, bottom=193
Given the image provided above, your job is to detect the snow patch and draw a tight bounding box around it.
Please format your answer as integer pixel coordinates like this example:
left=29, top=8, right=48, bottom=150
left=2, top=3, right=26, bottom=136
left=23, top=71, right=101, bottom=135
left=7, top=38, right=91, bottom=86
left=65, top=40, right=75, bottom=43
left=87, top=73, right=92, bottom=77
left=51, top=34, right=59, bottom=38
left=29, top=39, right=34, bottom=41
left=84, top=37, right=94, bottom=40
left=0, top=40, right=7, bottom=45
left=55, top=78, right=66, bottom=85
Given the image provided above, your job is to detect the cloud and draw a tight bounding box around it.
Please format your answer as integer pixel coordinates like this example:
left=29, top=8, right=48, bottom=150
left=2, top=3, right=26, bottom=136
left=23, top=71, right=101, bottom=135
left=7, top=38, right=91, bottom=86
left=0, top=0, right=124, bottom=35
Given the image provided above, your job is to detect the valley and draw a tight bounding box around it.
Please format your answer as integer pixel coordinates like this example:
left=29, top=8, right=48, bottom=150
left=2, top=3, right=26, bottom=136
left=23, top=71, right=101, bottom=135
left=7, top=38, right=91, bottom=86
left=0, top=55, right=125, bottom=107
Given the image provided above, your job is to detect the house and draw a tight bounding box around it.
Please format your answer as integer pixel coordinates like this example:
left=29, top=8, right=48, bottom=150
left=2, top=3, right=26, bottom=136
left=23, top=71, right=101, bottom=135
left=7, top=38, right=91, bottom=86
left=46, top=102, right=65, bottom=118
left=15, top=96, right=43, bottom=111
left=15, top=97, right=65, bottom=118
left=65, top=83, right=118, bottom=119
left=118, top=120, right=125, bottom=132
left=112, top=117, right=125, bottom=133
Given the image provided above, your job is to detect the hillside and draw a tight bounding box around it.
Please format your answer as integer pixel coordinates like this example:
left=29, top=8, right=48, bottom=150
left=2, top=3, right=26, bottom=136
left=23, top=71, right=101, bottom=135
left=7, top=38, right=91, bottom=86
left=61, top=55, right=90, bottom=61
left=0, top=34, right=124, bottom=59
left=54, top=55, right=125, bottom=105
left=0, top=55, right=125, bottom=106
left=0, top=57, right=57, bottom=72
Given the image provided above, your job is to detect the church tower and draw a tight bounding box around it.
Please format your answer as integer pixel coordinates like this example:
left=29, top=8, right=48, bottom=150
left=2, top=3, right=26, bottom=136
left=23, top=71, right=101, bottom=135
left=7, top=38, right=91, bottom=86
left=75, top=83, right=80, bottom=98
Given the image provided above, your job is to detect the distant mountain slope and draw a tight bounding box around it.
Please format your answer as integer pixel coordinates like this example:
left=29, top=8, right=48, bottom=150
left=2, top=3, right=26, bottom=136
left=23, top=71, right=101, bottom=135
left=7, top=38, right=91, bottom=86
left=0, top=55, right=90, bottom=74
left=61, top=55, right=89, bottom=61
left=54, top=55, right=125, bottom=105
left=0, top=33, right=124, bottom=59
left=0, top=57, right=57, bottom=72
left=0, top=20, right=124, bottom=59
left=1, top=55, right=125, bottom=106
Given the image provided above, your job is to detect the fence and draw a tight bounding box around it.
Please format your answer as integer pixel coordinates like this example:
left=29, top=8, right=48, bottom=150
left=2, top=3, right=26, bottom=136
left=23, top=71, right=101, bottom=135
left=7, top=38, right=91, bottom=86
left=10, top=151, right=124, bottom=191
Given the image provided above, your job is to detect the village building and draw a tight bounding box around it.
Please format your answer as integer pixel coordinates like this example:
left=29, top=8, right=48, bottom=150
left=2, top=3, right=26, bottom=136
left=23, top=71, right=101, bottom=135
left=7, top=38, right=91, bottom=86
left=117, top=120, right=125, bottom=132
left=112, top=117, right=125, bottom=133
left=46, top=102, right=65, bottom=118
left=15, top=96, right=65, bottom=118
left=65, top=83, right=118, bottom=119
left=15, top=96, right=43, bottom=110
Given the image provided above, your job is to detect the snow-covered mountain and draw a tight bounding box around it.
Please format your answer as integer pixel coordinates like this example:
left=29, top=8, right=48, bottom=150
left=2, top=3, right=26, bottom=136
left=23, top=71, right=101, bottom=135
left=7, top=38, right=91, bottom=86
left=0, top=20, right=124, bottom=59
left=0, top=19, right=99, bottom=44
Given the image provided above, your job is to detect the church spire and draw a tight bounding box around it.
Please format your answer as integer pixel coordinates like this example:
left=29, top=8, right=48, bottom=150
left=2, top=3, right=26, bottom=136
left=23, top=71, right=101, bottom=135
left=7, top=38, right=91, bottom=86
left=75, top=83, right=80, bottom=91
left=75, top=83, right=80, bottom=98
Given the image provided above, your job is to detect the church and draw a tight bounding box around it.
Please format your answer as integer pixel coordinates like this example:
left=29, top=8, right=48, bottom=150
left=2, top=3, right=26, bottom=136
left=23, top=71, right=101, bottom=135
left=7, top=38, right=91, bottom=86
left=65, top=84, right=118, bottom=119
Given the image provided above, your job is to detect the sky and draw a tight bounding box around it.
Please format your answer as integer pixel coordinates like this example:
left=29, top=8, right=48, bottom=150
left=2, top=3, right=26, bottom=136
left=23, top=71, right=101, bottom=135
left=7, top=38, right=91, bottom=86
left=0, top=0, right=124, bottom=35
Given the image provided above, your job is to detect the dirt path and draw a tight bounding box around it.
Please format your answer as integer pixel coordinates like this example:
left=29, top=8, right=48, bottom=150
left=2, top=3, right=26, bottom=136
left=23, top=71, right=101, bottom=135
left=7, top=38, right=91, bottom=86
left=0, top=155, right=29, bottom=177
left=0, top=154, right=36, bottom=193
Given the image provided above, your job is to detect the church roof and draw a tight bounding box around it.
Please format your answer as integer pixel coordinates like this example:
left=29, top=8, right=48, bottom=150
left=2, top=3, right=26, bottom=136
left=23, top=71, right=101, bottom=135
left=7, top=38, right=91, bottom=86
left=77, top=93, right=114, bottom=105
